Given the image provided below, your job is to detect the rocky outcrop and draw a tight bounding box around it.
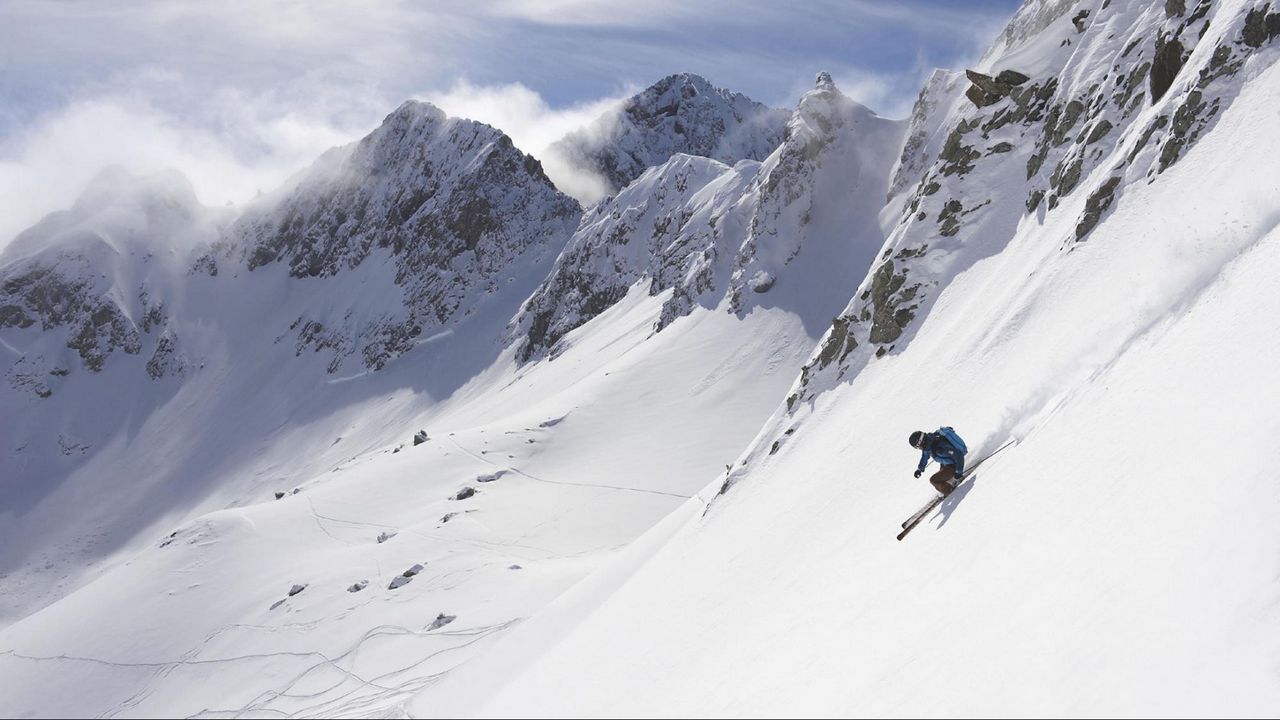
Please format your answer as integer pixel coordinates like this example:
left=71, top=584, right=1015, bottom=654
left=0, top=169, right=219, bottom=387
left=515, top=73, right=903, bottom=362
left=888, top=70, right=966, bottom=199
left=221, top=101, right=582, bottom=373
left=788, top=0, right=1277, bottom=411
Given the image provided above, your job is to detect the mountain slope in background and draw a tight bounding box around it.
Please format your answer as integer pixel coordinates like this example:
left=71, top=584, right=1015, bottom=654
left=0, top=101, right=581, bottom=627
left=547, top=73, right=789, bottom=201
left=517, top=73, right=902, bottom=362
left=0, top=72, right=901, bottom=717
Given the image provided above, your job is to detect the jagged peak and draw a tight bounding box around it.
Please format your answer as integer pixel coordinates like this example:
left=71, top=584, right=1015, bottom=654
left=383, top=99, right=448, bottom=126
left=620, top=71, right=777, bottom=118
left=791, top=70, right=877, bottom=131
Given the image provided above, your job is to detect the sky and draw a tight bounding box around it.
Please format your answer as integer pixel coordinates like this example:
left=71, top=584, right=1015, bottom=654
left=0, top=0, right=1020, bottom=247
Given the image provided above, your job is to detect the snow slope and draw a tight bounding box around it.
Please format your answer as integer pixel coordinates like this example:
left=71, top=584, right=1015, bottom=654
left=4, top=0, right=1279, bottom=716
left=0, top=73, right=900, bottom=716
left=446, top=1, right=1280, bottom=715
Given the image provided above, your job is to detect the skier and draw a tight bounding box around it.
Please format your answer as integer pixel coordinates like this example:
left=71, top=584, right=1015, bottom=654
left=909, top=427, right=967, bottom=497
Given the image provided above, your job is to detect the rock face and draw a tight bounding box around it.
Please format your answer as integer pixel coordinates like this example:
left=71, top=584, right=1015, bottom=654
left=888, top=69, right=967, bottom=199
left=514, top=73, right=904, bottom=362
left=784, top=0, right=1280, bottom=415
left=0, top=168, right=225, bottom=393
left=217, top=101, right=581, bottom=373
left=548, top=73, right=789, bottom=197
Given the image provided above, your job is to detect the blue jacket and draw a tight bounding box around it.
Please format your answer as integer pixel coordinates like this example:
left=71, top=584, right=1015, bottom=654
left=916, top=432, right=966, bottom=475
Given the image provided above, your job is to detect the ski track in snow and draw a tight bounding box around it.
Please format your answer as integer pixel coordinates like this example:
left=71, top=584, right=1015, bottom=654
left=447, top=436, right=692, bottom=500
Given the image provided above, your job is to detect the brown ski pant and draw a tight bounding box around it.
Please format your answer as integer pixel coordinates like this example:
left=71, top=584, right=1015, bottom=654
left=930, top=465, right=956, bottom=496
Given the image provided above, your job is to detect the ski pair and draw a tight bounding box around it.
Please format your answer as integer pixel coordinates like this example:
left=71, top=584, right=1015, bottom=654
left=896, top=438, right=1016, bottom=541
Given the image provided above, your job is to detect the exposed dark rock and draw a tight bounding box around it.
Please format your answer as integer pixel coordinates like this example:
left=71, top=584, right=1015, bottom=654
left=451, top=487, right=476, bottom=501
left=1027, top=148, right=1048, bottom=179
left=987, top=142, right=1015, bottom=155
left=1054, top=101, right=1086, bottom=146
left=428, top=613, right=456, bottom=631
left=1051, top=154, right=1084, bottom=196
left=937, top=200, right=963, bottom=237
left=964, top=69, right=1025, bottom=108
left=1072, top=9, right=1090, bottom=32
left=146, top=331, right=182, bottom=379
left=1198, top=44, right=1244, bottom=88
left=939, top=126, right=981, bottom=176
left=965, top=85, right=1003, bottom=109
left=1085, top=120, right=1114, bottom=145
left=288, top=584, right=307, bottom=597
left=1027, top=190, right=1045, bottom=213
left=413, top=430, right=429, bottom=446
left=814, top=316, right=858, bottom=370
left=1150, top=36, right=1186, bottom=103
left=377, top=530, right=398, bottom=543
left=748, top=271, right=776, bottom=294
left=1159, top=90, right=1217, bottom=171
left=274, top=491, right=286, bottom=500
left=1243, top=6, right=1269, bottom=47
left=1076, top=177, right=1122, bottom=240
left=995, top=70, right=1031, bottom=86
left=191, top=254, right=218, bottom=277
left=347, top=580, right=369, bottom=593
left=1165, top=0, right=1185, bottom=17
left=0, top=304, right=34, bottom=328
left=868, top=261, right=915, bottom=345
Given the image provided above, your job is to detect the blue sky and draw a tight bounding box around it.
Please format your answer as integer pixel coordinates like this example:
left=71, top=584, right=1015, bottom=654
left=0, top=0, right=1020, bottom=245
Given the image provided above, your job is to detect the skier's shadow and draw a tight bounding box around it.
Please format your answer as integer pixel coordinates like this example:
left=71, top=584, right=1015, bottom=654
left=935, top=474, right=979, bottom=529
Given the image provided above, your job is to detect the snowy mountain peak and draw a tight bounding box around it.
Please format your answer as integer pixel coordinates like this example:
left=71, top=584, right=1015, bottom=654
left=546, top=73, right=789, bottom=199
left=515, top=72, right=903, bottom=362
left=384, top=98, right=448, bottom=125
left=0, top=166, right=224, bottom=390
left=214, top=101, right=580, bottom=373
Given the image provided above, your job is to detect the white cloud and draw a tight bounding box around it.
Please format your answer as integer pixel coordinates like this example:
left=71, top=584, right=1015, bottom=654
left=0, top=90, right=374, bottom=248
left=422, top=80, right=634, bottom=204
left=0, top=0, right=1021, bottom=245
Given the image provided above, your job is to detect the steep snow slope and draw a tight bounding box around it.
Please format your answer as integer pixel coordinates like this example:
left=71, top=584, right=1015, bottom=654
left=547, top=73, right=789, bottom=200
left=452, top=1, right=1280, bottom=715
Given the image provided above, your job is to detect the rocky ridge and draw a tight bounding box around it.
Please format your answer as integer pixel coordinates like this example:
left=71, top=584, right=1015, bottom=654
left=515, top=73, right=903, bottom=362
left=779, top=0, right=1280, bottom=429
left=548, top=73, right=790, bottom=197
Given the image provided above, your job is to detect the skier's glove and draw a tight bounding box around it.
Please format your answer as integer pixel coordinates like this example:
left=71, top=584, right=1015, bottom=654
left=913, top=469, right=922, bottom=479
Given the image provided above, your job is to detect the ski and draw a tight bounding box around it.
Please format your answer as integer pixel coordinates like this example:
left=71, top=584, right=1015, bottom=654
left=897, top=494, right=945, bottom=540
left=896, top=438, right=1016, bottom=540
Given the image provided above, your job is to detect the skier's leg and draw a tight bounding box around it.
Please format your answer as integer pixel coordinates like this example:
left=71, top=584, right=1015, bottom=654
left=930, top=466, right=956, bottom=495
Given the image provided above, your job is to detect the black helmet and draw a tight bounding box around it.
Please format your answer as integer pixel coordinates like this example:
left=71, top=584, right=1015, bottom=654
left=909, top=430, right=926, bottom=448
